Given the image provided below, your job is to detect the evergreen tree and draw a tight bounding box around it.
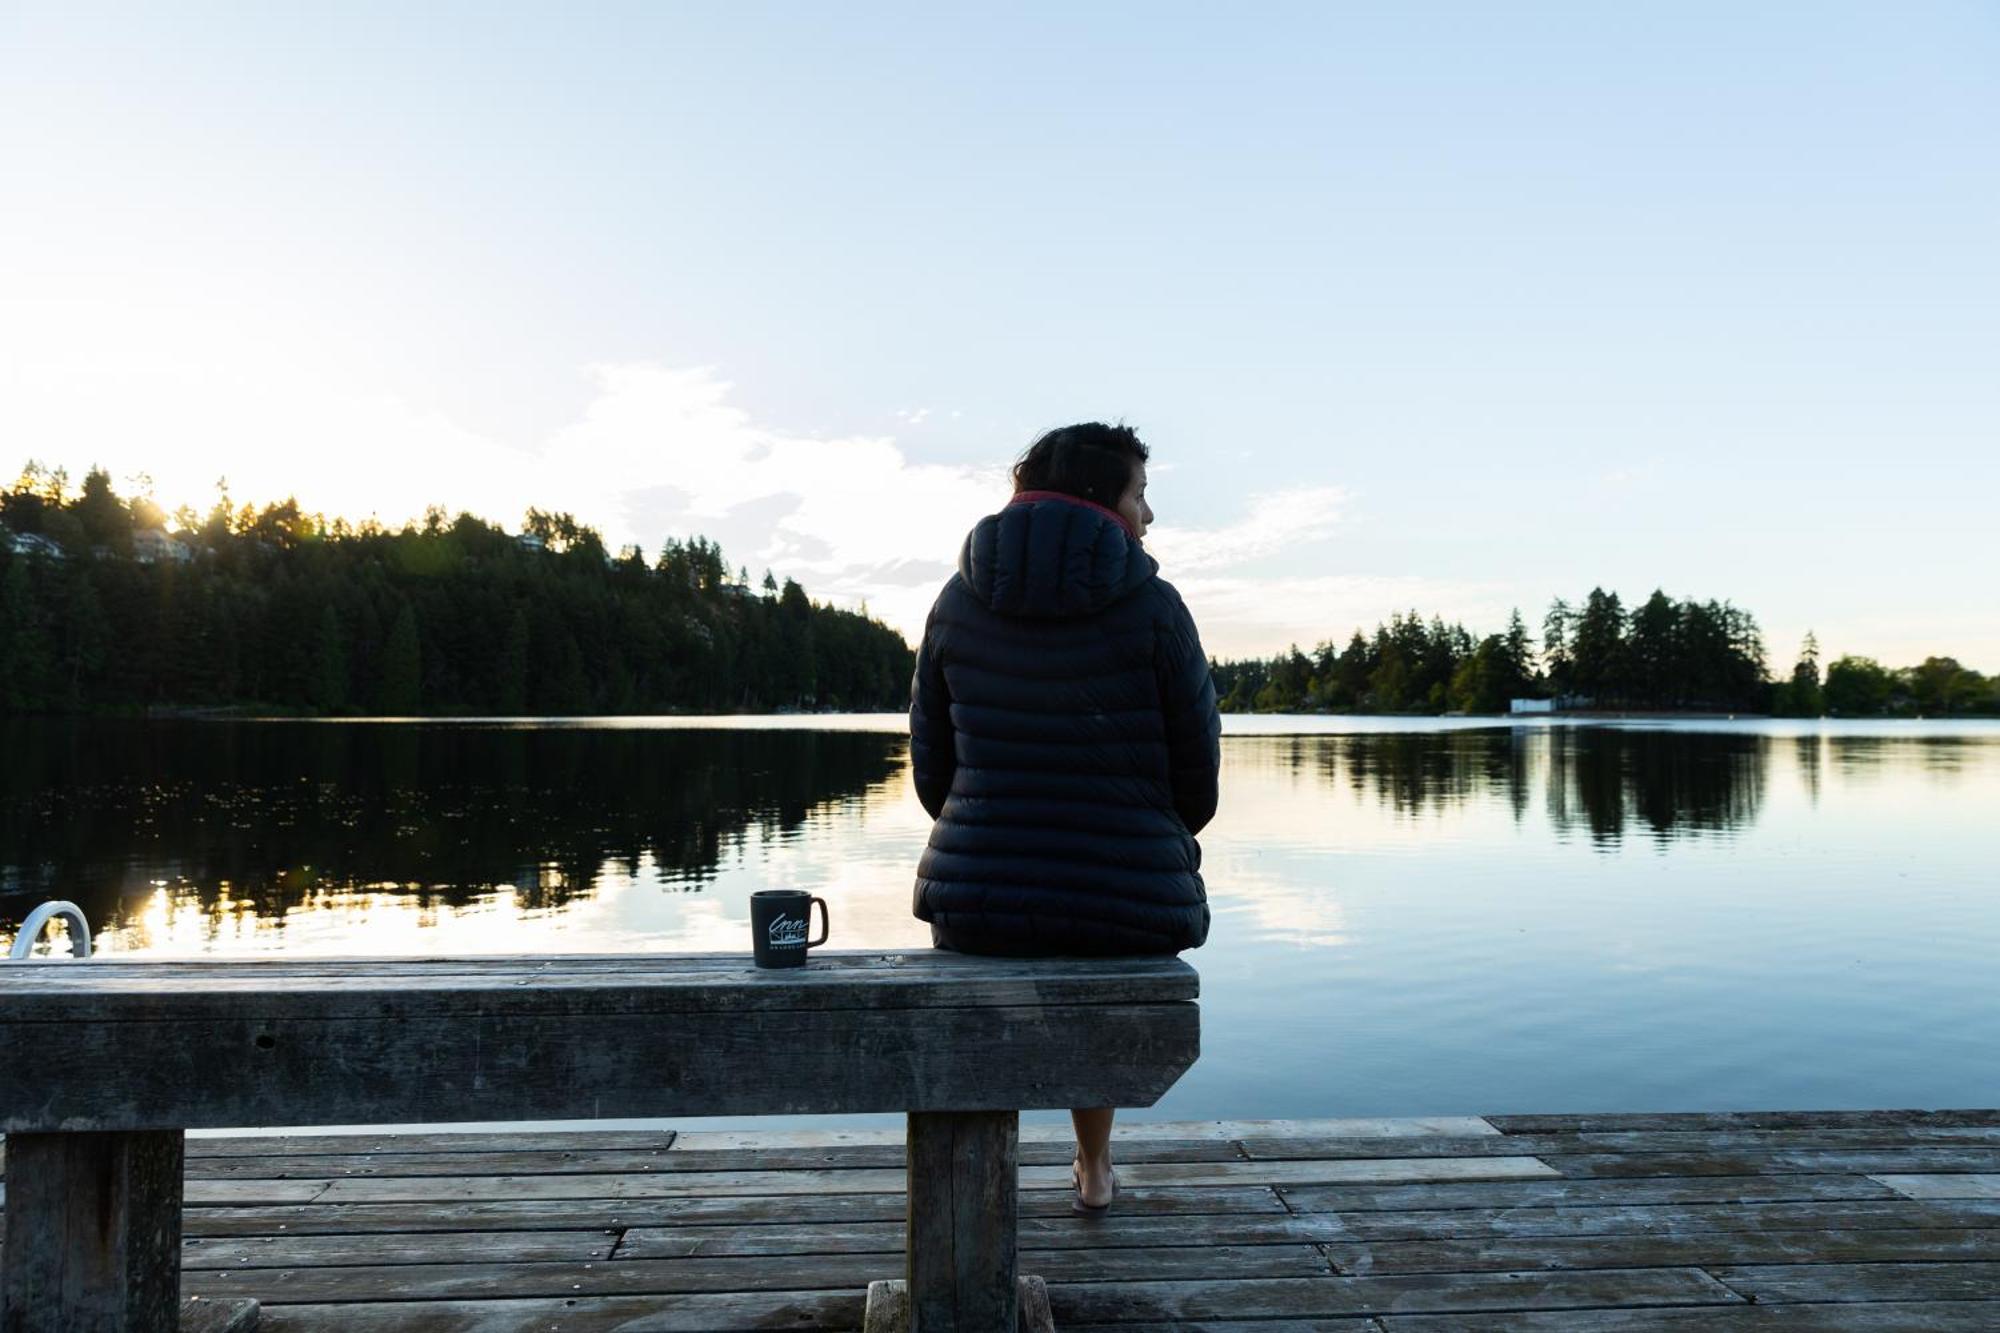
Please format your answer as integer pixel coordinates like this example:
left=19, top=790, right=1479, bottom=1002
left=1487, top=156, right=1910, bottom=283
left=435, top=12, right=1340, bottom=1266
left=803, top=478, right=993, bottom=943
left=310, top=604, right=349, bottom=712
left=4, top=569, right=41, bottom=705
left=1449, top=635, right=1510, bottom=713
left=1501, top=609, right=1536, bottom=700
left=1626, top=590, right=1680, bottom=707
left=1333, top=631, right=1373, bottom=708
left=62, top=570, right=113, bottom=706
left=1780, top=631, right=1823, bottom=717
left=1, top=559, right=54, bottom=709
left=1212, top=587, right=1787, bottom=717
left=777, top=578, right=818, bottom=705
left=378, top=601, right=422, bottom=714
left=1368, top=624, right=1411, bottom=711
left=1, top=462, right=51, bottom=533
left=1543, top=599, right=1574, bottom=699
left=548, top=629, right=590, bottom=713
left=1569, top=587, right=1627, bottom=703
left=498, top=607, right=530, bottom=714
left=75, top=466, right=133, bottom=553
left=8, top=463, right=913, bottom=717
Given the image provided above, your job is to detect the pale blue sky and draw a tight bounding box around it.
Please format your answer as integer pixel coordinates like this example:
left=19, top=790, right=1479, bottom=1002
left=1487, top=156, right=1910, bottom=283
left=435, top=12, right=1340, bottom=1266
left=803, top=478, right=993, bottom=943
left=4, top=3, right=1995, bottom=664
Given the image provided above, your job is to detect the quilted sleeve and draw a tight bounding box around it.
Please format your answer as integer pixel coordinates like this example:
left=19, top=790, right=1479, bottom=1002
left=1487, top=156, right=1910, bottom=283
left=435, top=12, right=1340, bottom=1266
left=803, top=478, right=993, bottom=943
left=908, top=595, right=957, bottom=820
left=1156, top=586, right=1221, bottom=834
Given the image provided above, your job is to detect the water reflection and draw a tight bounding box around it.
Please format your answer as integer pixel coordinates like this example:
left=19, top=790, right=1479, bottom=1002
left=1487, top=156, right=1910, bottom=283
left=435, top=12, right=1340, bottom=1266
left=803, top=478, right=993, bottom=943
left=1552, top=728, right=1766, bottom=846
left=1268, top=728, right=1768, bottom=846
left=7, top=722, right=1989, bottom=951
left=0, top=720, right=903, bottom=950
left=1795, top=734, right=1823, bottom=805
left=5, top=716, right=1998, bottom=1113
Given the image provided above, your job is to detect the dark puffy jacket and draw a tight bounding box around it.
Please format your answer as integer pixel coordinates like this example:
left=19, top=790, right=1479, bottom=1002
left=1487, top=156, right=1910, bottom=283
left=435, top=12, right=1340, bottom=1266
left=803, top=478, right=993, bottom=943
left=909, top=494, right=1221, bottom=955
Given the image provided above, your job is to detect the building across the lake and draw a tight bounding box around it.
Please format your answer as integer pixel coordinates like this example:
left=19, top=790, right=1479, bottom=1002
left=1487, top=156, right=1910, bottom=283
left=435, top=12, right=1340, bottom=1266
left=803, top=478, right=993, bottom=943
left=2, top=530, right=67, bottom=561
left=1510, top=696, right=1595, bottom=714
left=133, top=528, right=196, bottom=565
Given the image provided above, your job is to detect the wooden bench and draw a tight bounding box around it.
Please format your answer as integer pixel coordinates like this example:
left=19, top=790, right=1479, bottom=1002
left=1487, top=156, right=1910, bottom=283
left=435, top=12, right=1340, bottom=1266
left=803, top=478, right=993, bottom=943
left=0, top=950, right=1199, bottom=1332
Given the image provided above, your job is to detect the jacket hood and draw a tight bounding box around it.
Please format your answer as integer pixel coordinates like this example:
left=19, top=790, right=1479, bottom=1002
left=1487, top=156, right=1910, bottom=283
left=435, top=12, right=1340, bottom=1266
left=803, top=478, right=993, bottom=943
left=957, top=494, right=1158, bottom=618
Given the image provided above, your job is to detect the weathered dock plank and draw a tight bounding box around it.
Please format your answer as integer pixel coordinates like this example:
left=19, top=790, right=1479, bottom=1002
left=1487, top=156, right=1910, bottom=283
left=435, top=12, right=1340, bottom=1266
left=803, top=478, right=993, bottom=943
left=1320, top=1226, right=2000, bottom=1275
left=1541, top=1148, right=2000, bottom=1178
left=1279, top=1173, right=1906, bottom=1213
left=619, top=1212, right=1349, bottom=1258
left=1379, top=1306, right=2000, bottom=1330
left=169, top=1184, right=1291, bottom=1237
left=181, top=1228, right=620, bottom=1268
left=181, top=1243, right=1331, bottom=1303
left=185, top=1130, right=681, bottom=1158
left=271, top=1155, right=1556, bottom=1205
left=3, top=951, right=1199, bottom=1014
left=256, top=1289, right=866, bottom=1331
left=1292, top=1197, right=2000, bottom=1241
left=1486, top=1110, right=2000, bottom=1134
left=1044, top=1269, right=1744, bottom=1321
left=179, top=1136, right=1242, bottom=1179
left=8, top=1001, right=1197, bottom=1127
left=1241, top=1128, right=2000, bottom=1160
left=1871, top=1172, right=2000, bottom=1199
left=1707, top=1260, right=2000, bottom=1303
left=1062, top=1324, right=1383, bottom=1332
left=11, top=1108, right=2000, bottom=1329
left=1071, top=1318, right=2000, bottom=1333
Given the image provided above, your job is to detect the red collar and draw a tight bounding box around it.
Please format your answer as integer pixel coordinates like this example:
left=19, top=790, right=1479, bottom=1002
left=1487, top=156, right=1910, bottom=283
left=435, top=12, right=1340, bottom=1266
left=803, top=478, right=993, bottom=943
left=1007, top=489, right=1138, bottom=538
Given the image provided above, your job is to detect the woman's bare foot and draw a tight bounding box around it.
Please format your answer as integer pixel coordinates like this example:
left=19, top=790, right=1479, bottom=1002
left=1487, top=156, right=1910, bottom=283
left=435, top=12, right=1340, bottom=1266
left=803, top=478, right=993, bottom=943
left=1071, top=1107, right=1117, bottom=1211
left=1073, top=1147, right=1116, bottom=1209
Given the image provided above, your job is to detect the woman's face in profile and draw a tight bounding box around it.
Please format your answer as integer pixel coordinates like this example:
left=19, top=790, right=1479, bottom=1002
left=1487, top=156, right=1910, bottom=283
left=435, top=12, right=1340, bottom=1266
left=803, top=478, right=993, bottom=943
left=1114, top=463, right=1154, bottom=541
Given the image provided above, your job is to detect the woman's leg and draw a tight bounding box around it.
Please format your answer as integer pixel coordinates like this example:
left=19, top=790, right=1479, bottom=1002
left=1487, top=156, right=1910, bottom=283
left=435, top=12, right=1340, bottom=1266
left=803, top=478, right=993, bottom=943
left=1071, top=1107, right=1115, bottom=1206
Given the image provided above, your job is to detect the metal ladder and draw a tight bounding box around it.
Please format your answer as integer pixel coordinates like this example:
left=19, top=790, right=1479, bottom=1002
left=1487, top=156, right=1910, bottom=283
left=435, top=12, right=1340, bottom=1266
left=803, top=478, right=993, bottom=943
left=6, top=900, right=92, bottom=960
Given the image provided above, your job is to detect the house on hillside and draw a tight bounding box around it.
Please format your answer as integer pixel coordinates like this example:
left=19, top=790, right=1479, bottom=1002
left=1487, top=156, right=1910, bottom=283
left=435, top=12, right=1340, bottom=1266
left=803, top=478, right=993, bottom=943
left=133, top=528, right=195, bottom=565
left=2, top=531, right=67, bottom=561
left=1511, top=696, right=1593, bottom=714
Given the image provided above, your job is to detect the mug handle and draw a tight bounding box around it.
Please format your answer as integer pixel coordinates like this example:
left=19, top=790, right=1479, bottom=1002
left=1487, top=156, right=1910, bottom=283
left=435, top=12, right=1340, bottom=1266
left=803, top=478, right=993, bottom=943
left=807, top=896, right=830, bottom=948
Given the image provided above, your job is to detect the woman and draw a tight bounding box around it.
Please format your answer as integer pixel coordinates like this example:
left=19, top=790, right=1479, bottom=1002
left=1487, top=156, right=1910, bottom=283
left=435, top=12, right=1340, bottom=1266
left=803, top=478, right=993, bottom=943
left=908, top=421, right=1221, bottom=1214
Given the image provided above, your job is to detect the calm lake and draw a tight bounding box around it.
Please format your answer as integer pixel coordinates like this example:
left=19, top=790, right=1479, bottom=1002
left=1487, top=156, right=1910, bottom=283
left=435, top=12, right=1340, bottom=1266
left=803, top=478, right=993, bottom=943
left=5, top=715, right=1997, bottom=1126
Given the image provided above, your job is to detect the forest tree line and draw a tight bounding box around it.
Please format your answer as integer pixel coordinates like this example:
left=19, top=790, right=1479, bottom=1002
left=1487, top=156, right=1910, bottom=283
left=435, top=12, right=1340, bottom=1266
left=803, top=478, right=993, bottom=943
left=1212, top=587, right=1998, bottom=718
left=0, top=464, right=915, bottom=715
left=5, top=463, right=1991, bottom=719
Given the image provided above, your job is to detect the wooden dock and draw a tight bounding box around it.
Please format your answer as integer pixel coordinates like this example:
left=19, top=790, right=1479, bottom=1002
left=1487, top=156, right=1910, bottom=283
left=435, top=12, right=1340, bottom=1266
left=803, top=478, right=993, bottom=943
left=7, top=1108, right=1997, bottom=1330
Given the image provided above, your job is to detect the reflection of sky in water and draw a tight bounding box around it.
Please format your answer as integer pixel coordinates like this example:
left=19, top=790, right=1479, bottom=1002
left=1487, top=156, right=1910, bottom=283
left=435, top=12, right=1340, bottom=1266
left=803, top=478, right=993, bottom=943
left=97, top=773, right=935, bottom=959
left=5, top=718, right=1998, bottom=1122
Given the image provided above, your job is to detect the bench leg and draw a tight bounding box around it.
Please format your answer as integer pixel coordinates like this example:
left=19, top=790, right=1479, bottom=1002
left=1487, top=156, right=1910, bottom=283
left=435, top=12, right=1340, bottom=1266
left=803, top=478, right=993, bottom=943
left=0, top=1130, right=184, bottom=1333
left=905, top=1110, right=1020, bottom=1333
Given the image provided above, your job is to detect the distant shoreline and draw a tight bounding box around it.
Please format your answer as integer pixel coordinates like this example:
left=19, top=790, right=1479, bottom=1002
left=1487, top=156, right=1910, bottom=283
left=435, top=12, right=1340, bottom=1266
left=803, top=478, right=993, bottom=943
left=5, top=705, right=1993, bottom=724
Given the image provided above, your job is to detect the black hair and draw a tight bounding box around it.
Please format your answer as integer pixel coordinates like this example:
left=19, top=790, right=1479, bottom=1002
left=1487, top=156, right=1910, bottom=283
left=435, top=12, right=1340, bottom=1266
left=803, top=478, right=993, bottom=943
left=1010, top=422, right=1148, bottom=507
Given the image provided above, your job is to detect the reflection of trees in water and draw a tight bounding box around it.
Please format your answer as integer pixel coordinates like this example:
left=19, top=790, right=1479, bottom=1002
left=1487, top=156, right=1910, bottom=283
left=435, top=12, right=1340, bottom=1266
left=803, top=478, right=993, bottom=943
left=1545, top=728, right=1765, bottom=846
left=1277, top=727, right=1768, bottom=845
left=1279, top=730, right=1531, bottom=823
left=0, top=721, right=904, bottom=939
left=1795, top=735, right=1822, bottom=805
left=1828, top=734, right=1986, bottom=783
left=1316, top=732, right=1529, bottom=821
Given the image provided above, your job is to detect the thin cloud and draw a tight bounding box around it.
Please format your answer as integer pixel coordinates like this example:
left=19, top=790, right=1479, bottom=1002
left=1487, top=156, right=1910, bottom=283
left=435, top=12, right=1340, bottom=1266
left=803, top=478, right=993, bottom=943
left=6, top=352, right=1420, bottom=653
left=543, top=365, right=1004, bottom=634
left=1146, top=487, right=1348, bottom=573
